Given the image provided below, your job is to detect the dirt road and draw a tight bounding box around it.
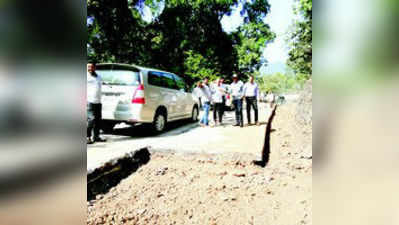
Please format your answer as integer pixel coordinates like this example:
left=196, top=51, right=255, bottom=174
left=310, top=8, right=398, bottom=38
left=87, top=104, right=274, bottom=171
left=87, top=103, right=312, bottom=225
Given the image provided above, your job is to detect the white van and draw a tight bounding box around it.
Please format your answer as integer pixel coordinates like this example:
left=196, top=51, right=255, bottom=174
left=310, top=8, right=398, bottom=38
left=96, top=63, right=199, bottom=133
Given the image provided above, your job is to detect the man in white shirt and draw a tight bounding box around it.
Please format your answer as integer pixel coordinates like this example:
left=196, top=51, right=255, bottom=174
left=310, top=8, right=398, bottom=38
left=203, top=77, right=209, bottom=87
left=243, top=75, right=260, bottom=126
left=220, top=78, right=227, bottom=117
left=211, top=78, right=228, bottom=126
left=193, top=80, right=212, bottom=127
left=87, top=63, right=106, bottom=144
left=266, top=91, right=275, bottom=108
left=230, top=74, right=244, bottom=127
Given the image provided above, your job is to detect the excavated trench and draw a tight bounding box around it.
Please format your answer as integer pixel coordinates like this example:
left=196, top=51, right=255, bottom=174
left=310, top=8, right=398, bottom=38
left=87, top=147, right=151, bottom=201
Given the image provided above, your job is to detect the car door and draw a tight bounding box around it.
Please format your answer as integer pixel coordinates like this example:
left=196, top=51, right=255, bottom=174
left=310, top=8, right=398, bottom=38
left=146, top=71, right=164, bottom=119
left=173, top=74, right=191, bottom=116
left=160, top=72, right=179, bottom=120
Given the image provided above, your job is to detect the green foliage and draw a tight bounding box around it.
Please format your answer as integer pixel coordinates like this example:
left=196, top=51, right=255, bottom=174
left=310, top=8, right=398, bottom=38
left=256, top=72, right=309, bottom=94
left=183, top=50, right=219, bottom=81
left=87, top=0, right=275, bottom=85
left=233, top=22, right=276, bottom=74
left=287, top=0, right=312, bottom=76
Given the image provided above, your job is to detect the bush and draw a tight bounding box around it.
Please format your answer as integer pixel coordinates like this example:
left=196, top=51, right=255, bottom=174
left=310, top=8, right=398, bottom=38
left=256, top=72, right=310, bottom=94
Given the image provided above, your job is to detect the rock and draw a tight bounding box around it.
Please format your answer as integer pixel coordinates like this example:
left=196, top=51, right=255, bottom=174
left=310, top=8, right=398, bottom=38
left=220, top=194, right=236, bottom=201
left=137, top=209, right=147, bottom=215
left=219, top=171, right=228, bottom=176
left=300, top=155, right=312, bottom=160
left=155, top=167, right=168, bottom=176
left=233, top=173, right=246, bottom=177
left=220, top=195, right=229, bottom=201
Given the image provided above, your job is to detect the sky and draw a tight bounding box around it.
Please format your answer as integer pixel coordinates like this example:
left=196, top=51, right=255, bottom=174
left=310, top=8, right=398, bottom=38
left=261, top=0, right=295, bottom=64
left=221, top=0, right=295, bottom=69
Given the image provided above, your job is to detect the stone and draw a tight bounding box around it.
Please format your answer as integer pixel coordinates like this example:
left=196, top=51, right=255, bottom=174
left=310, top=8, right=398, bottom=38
left=233, top=173, right=246, bottom=177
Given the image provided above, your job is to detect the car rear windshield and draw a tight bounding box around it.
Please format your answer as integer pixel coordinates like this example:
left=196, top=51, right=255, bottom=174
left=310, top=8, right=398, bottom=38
left=96, top=65, right=140, bottom=86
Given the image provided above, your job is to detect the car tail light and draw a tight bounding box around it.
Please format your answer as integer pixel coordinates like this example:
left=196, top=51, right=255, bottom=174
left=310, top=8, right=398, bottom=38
left=132, top=84, right=145, bottom=104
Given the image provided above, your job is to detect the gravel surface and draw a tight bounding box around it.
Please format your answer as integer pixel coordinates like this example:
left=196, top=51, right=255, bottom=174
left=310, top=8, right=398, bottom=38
left=87, top=103, right=312, bottom=225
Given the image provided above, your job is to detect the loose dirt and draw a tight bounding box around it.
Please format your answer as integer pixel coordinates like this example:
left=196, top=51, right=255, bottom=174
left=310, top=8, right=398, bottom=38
left=87, top=103, right=312, bottom=225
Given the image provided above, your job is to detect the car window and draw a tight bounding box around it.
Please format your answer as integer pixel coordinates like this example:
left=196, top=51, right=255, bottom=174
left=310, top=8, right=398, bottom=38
left=174, top=75, right=186, bottom=91
left=161, top=73, right=178, bottom=90
left=96, top=69, right=140, bottom=86
left=148, top=71, right=163, bottom=87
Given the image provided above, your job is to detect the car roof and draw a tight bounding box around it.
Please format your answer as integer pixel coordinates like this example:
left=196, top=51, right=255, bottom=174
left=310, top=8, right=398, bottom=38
left=97, top=63, right=175, bottom=75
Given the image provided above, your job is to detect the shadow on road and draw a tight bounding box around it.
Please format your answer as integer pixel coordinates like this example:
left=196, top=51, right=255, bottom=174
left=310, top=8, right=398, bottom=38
left=103, top=119, right=198, bottom=138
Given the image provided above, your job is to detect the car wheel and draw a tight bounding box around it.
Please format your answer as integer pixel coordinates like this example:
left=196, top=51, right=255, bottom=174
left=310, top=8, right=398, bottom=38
left=152, top=111, right=166, bottom=133
left=101, top=121, right=115, bottom=133
left=191, top=106, right=199, bottom=122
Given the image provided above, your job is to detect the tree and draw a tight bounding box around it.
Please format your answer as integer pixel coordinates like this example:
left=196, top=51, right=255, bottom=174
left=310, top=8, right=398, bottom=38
left=183, top=50, right=218, bottom=82
left=287, top=0, right=312, bottom=76
left=87, top=0, right=275, bottom=84
left=233, top=22, right=276, bottom=74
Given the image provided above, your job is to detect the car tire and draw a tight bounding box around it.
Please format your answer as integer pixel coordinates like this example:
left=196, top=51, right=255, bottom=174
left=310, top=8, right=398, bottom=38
left=191, top=106, right=199, bottom=122
left=101, top=121, right=115, bottom=133
left=152, top=111, right=167, bottom=133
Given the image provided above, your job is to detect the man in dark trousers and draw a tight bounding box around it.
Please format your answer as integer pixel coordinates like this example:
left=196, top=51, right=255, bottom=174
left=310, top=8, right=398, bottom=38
left=211, top=78, right=228, bottom=126
left=243, top=75, right=260, bottom=126
left=220, top=78, right=227, bottom=117
left=229, top=74, right=244, bottom=127
left=87, top=62, right=106, bottom=144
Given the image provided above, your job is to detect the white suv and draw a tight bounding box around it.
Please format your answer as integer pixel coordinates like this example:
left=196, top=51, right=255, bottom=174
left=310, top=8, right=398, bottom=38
left=96, top=63, right=199, bottom=133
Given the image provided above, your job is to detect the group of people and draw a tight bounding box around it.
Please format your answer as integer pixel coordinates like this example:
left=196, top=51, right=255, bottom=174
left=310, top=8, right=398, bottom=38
left=88, top=60, right=264, bottom=144
left=193, top=74, right=260, bottom=128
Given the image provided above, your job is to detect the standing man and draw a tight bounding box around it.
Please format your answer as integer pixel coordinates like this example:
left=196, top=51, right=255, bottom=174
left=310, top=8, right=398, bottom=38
left=243, top=75, right=260, bottom=126
left=267, top=90, right=275, bottom=108
left=220, top=78, right=227, bottom=117
left=194, top=84, right=202, bottom=110
left=230, top=74, right=244, bottom=127
left=203, top=77, right=209, bottom=87
left=87, top=62, right=106, bottom=144
left=211, top=78, right=227, bottom=126
left=194, top=81, right=212, bottom=127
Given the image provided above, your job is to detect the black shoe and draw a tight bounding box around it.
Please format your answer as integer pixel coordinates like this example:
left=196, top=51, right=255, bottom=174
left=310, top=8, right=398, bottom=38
left=94, top=137, right=106, bottom=142
left=233, top=124, right=240, bottom=127
left=87, top=138, right=94, bottom=145
left=240, top=123, right=244, bottom=127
